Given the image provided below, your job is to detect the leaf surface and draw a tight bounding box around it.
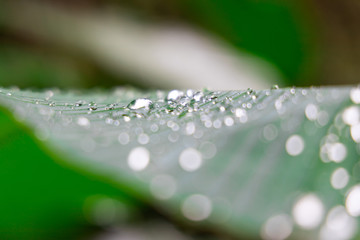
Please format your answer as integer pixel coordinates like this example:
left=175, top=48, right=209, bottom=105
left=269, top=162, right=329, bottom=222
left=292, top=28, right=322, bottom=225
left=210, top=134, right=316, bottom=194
left=0, top=86, right=359, bottom=239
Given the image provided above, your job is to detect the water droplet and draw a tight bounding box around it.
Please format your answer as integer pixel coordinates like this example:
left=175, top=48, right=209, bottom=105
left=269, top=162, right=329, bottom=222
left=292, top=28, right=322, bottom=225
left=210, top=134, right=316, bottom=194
left=350, top=124, right=360, bottom=143
left=118, top=132, right=130, bottom=145
left=286, top=135, right=305, bottom=156
left=150, top=124, right=159, bottom=132
left=328, top=143, right=347, bottom=163
left=213, top=119, right=222, bottom=129
left=345, top=185, right=360, bottom=217
left=182, top=194, right=212, bottom=221
left=179, top=148, right=202, bottom=172
left=271, top=85, right=279, bottom=90
left=193, top=91, right=204, bottom=102
left=263, top=124, right=278, bottom=141
left=137, top=133, right=149, bottom=145
left=123, top=115, right=131, bottom=122
left=317, top=111, right=329, bottom=127
left=331, top=167, right=349, bottom=189
left=292, top=193, right=324, bottom=230
left=350, top=88, right=360, bottom=104
left=105, top=103, right=115, bottom=110
left=224, top=116, right=234, bottom=126
left=235, top=108, right=248, bottom=123
left=261, top=214, right=293, bottom=240
left=75, top=100, right=85, bottom=107
left=127, top=147, right=150, bottom=171
left=320, top=205, right=357, bottom=240
left=342, top=106, right=360, bottom=126
left=204, top=120, right=212, bottom=128
left=150, top=175, right=177, bottom=200
left=167, top=90, right=184, bottom=102
left=127, top=98, right=153, bottom=110
left=186, top=89, right=194, bottom=98
left=185, top=122, right=196, bottom=135
left=77, top=117, right=90, bottom=128
left=305, top=104, right=318, bottom=121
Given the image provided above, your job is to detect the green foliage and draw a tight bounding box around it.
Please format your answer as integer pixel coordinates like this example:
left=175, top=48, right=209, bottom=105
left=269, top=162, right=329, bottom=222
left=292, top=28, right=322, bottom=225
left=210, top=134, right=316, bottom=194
left=0, top=86, right=359, bottom=239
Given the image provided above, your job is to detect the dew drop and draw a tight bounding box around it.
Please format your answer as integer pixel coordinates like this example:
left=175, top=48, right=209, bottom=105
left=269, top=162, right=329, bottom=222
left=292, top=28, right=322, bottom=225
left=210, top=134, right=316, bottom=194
left=118, top=132, right=130, bottom=145
left=182, top=194, right=212, bottom=221
left=186, top=89, right=194, bottom=98
left=292, top=193, right=324, bottom=230
left=213, top=119, right=222, bottom=129
left=127, top=98, right=153, bottom=110
left=342, top=106, right=360, bottom=126
left=328, top=143, right=347, bottom=163
left=150, top=124, right=159, bottom=133
left=235, top=108, right=248, bottom=123
left=185, top=122, right=196, bottom=135
left=224, top=116, right=234, bottom=126
left=137, top=133, right=149, bottom=145
left=285, top=135, right=304, bottom=156
left=77, top=117, right=90, bottom=128
left=263, top=124, right=278, bottom=141
left=350, top=124, right=360, bottom=142
left=345, top=185, right=360, bottom=217
left=305, top=104, right=318, bottom=121
left=319, top=205, right=357, bottom=240
left=261, top=214, right=293, bottom=240
left=331, top=167, right=349, bottom=189
left=350, top=88, right=360, bottom=104
left=167, top=90, right=184, bottom=102
left=150, top=175, right=177, bottom=200
left=193, top=91, right=204, bottom=102
left=127, top=147, right=150, bottom=171
left=271, top=85, right=279, bottom=90
left=179, top=148, right=202, bottom=172
left=123, top=115, right=131, bottom=122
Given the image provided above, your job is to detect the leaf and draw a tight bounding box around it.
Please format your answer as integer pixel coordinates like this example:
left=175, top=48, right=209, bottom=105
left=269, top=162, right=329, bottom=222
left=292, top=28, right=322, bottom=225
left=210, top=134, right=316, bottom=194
left=0, top=86, right=360, bottom=239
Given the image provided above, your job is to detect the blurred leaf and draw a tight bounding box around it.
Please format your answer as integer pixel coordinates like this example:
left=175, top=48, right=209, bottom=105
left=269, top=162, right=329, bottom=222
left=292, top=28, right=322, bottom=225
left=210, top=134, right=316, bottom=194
left=179, top=0, right=315, bottom=86
left=0, top=86, right=360, bottom=239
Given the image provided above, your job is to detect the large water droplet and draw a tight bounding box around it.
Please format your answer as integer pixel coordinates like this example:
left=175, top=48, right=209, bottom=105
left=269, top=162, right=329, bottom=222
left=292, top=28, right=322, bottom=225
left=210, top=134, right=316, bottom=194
left=331, top=167, right=349, bottom=189
left=342, top=106, right=360, bottom=126
left=127, top=147, right=150, bottom=171
left=179, top=148, right=202, bottom=172
left=285, top=135, right=304, bottom=156
left=127, top=98, right=153, bottom=110
left=292, top=193, right=324, bottom=230
left=167, top=90, right=184, bottom=102
left=346, top=185, right=360, bottom=217
left=77, top=117, right=90, bottom=128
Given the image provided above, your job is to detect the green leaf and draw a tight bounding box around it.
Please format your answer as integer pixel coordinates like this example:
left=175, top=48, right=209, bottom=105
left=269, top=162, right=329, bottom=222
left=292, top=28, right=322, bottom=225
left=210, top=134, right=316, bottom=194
left=0, top=86, right=360, bottom=239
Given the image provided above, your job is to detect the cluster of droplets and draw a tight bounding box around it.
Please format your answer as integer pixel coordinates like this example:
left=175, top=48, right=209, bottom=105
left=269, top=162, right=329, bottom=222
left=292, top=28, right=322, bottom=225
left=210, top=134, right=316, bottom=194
left=261, top=87, right=360, bottom=240
left=3, top=86, right=360, bottom=240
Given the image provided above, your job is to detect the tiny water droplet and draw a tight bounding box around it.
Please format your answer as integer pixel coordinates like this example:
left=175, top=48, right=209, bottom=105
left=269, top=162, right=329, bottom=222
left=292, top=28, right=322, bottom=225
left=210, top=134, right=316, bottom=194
left=271, top=85, right=279, bottom=90
left=193, top=92, right=204, bottom=102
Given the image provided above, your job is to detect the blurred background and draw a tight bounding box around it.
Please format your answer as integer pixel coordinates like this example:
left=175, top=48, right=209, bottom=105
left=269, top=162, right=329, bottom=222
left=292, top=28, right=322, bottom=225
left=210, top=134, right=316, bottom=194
left=0, top=0, right=359, bottom=90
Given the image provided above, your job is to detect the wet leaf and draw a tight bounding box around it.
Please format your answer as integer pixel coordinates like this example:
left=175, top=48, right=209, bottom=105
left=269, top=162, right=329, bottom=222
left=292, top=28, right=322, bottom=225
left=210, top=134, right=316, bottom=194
left=0, top=86, right=360, bottom=239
